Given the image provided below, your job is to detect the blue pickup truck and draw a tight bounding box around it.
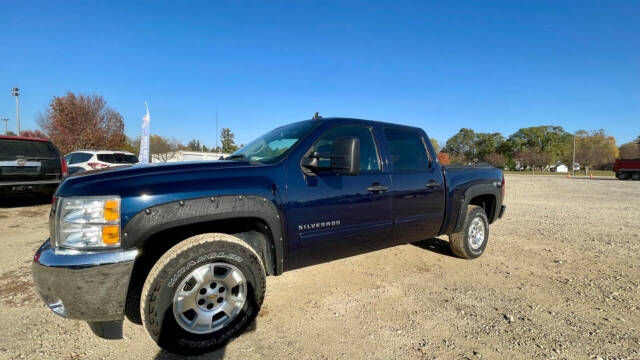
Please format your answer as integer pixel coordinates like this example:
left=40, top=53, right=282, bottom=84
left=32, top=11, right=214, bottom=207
left=32, top=117, right=505, bottom=354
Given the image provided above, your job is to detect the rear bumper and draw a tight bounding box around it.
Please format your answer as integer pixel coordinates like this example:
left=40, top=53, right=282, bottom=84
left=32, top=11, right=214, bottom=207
left=498, top=205, right=506, bottom=219
left=32, top=240, right=137, bottom=338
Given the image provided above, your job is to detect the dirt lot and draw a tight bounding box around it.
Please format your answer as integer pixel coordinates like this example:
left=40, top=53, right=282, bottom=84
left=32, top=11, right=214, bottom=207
left=0, top=175, right=639, bottom=360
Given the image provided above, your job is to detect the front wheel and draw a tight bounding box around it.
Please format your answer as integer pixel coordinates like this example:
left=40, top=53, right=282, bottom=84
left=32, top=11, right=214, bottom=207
left=141, top=233, right=266, bottom=355
left=448, top=205, right=489, bottom=259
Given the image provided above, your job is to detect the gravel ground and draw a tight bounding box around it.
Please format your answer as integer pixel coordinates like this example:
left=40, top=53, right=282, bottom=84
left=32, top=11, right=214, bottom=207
left=0, top=174, right=639, bottom=360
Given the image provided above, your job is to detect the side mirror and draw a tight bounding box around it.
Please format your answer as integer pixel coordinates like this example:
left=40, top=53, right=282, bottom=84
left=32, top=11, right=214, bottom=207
left=330, top=137, right=360, bottom=176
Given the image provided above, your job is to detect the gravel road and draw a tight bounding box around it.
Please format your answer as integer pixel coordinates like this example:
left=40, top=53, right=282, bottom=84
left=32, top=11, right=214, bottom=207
left=1, top=175, right=639, bottom=359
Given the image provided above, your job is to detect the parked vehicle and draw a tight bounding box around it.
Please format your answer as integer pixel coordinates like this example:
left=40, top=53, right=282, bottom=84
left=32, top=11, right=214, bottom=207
left=32, top=118, right=506, bottom=354
left=0, top=135, right=67, bottom=199
left=614, top=158, right=640, bottom=180
left=64, top=150, right=139, bottom=172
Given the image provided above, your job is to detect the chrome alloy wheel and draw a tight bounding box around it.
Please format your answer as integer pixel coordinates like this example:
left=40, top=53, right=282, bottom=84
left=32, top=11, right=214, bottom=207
left=468, top=217, right=485, bottom=250
left=172, top=262, right=247, bottom=334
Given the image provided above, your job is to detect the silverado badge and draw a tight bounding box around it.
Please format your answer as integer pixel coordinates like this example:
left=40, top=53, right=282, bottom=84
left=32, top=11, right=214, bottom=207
left=298, top=220, right=341, bottom=231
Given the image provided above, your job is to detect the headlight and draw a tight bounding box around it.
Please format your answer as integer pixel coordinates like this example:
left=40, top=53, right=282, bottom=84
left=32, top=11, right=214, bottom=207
left=55, top=196, right=121, bottom=249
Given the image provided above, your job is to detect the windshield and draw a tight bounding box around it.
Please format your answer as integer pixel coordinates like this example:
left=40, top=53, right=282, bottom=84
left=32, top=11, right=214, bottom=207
left=230, top=120, right=318, bottom=164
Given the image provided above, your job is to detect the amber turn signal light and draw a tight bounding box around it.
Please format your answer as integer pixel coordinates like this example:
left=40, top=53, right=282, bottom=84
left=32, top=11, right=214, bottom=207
left=102, top=225, right=120, bottom=245
left=104, top=199, right=120, bottom=222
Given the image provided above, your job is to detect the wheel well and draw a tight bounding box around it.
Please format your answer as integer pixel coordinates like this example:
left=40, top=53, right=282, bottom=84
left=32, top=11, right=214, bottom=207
left=469, top=194, right=496, bottom=222
left=124, top=217, right=276, bottom=324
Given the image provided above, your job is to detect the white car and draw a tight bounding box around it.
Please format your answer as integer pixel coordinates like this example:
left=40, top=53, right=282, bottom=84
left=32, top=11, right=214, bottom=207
left=64, top=150, right=139, bottom=172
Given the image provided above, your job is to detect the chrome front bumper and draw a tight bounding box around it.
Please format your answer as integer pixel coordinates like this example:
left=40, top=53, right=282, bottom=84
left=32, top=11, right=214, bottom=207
left=32, top=240, right=137, bottom=336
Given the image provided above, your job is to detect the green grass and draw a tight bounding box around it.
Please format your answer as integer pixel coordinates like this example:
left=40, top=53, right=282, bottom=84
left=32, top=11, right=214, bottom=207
left=504, top=170, right=615, bottom=177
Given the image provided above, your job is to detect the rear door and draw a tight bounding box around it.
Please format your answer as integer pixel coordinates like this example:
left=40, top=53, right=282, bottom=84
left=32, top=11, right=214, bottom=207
left=383, top=127, right=445, bottom=243
left=0, top=138, right=61, bottom=183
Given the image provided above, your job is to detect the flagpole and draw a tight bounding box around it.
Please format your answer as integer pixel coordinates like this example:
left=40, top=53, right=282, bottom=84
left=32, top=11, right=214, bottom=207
left=140, top=102, right=151, bottom=164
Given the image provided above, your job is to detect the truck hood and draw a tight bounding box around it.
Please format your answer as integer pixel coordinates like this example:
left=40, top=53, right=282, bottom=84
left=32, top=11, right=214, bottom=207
left=55, top=159, right=284, bottom=228
left=56, top=160, right=257, bottom=197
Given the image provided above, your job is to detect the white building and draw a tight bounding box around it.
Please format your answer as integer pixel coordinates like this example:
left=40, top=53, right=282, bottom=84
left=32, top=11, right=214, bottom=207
left=551, top=164, right=569, bottom=173
left=152, top=151, right=228, bottom=163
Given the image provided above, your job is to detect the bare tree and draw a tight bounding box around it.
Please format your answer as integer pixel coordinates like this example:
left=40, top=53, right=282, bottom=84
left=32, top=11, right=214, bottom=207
left=149, top=135, right=181, bottom=162
left=19, top=129, right=48, bottom=138
left=515, top=148, right=550, bottom=174
left=38, top=92, right=125, bottom=154
left=484, top=152, right=506, bottom=168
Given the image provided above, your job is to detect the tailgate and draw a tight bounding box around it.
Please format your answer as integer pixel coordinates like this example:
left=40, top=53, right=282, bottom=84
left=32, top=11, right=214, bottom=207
left=0, top=139, right=62, bottom=183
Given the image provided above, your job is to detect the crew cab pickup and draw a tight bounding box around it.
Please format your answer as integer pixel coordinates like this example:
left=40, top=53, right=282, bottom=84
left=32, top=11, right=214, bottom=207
left=32, top=118, right=505, bottom=355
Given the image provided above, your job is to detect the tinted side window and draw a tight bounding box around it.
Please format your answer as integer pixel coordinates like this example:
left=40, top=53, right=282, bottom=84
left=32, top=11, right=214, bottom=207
left=72, top=153, right=92, bottom=164
left=97, top=153, right=138, bottom=164
left=97, top=154, right=114, bottom=163
left=311, top=125, right=380, bottom=171
left=384, top=127, right=430, bottom=171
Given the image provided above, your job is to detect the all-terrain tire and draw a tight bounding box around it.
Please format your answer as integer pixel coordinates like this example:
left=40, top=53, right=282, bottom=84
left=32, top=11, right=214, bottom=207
left=141, top=233, right=266, bottom=355
left=448, top=205, right=489, bottom=259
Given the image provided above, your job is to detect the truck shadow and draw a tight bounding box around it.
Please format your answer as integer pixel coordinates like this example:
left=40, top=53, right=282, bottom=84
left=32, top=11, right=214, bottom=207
left=411, top=237, right=457, bottom=258
left=153, top=319, right=258, bottom=360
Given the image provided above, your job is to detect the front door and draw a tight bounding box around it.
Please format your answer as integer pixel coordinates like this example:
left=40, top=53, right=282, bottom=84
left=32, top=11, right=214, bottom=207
left=285, top=124, right=393, bottom=270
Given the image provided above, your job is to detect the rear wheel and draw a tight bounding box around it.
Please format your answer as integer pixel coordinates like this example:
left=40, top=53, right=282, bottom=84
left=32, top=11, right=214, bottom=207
left=141, top=233, right=266, bottom=355
left=632, top=172, right=640, bottom=181
left=616, top=171, right=630, bottom=180
left=449, top=205, right=489, bottom=259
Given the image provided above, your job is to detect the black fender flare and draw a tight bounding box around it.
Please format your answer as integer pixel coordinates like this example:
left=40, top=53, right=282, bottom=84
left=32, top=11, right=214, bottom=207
left=122, top=195, right=285, bottom=275
left=452, top=183, right=501, bottom=234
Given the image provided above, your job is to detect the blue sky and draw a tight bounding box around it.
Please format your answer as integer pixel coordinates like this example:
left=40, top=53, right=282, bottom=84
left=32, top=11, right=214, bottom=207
left=1, top=1, right=638, bottom=147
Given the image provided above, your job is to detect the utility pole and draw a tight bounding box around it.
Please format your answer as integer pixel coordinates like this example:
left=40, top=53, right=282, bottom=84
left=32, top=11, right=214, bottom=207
left=1, top=118, right=8, bottom=134
left=572, top=136, right=576, bottom=176
left=11, top=88, right=20, bottom=135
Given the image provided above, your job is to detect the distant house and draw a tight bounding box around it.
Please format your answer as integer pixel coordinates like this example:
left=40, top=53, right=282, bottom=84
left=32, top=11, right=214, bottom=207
left=152, top=150, right=228, bottom=163
left=550, top=163, right=569, bottom=173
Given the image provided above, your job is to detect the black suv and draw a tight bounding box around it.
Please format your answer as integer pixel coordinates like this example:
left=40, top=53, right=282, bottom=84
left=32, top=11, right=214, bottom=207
left=0, top=135, right=67, bottom=199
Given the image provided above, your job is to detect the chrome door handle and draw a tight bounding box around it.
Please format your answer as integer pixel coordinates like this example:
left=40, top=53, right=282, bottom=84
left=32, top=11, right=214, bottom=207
left=367, top=184, right=389, bottom=193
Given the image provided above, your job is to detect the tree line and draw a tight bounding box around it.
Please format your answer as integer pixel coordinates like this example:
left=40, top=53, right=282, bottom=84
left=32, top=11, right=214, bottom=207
left=441, top=126, right=639, bottom=172
left=14, top=92, right=240, bottom=162
left=12, top=91, right=640, bottom=168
